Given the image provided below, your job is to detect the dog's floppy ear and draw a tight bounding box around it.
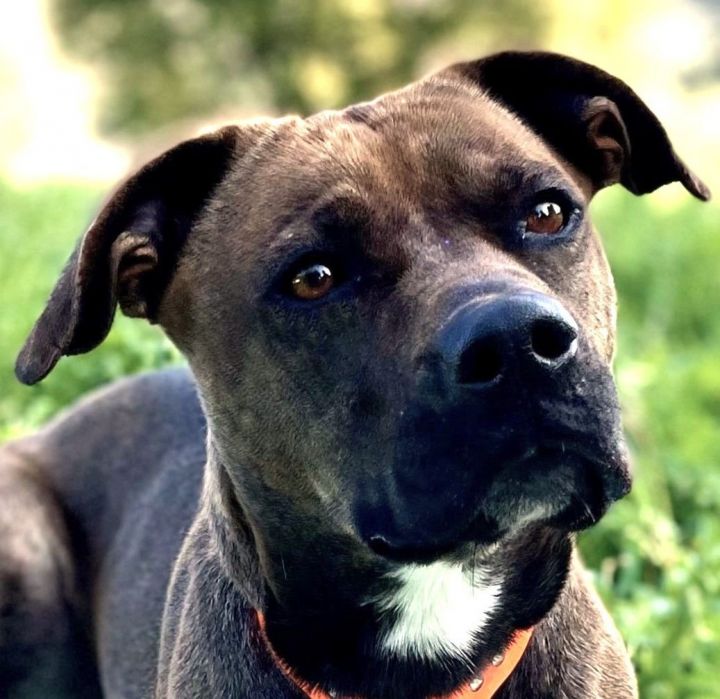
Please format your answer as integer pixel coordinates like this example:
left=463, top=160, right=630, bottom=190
left=445, top=51, right=710, bottom=200
left=16, top=125, right=246, bottom=385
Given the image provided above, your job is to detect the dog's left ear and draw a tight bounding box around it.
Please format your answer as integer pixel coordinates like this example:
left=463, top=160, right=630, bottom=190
left=445, top=51, right=710, bottom=200
left=15, top=125, right=254, bottom=385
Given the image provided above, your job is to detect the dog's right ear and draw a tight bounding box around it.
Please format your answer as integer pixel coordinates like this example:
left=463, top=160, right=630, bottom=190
left=16, top=125, right=252, bottom=385
left=444, top=52, right=710, bottom=201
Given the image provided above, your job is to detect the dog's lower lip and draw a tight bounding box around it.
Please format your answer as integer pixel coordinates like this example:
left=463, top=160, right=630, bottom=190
left=366, top=440, right=620, bottom=563
left=368, top=536, right=459, bottom=564
left=367, top=513, right=502, bottom=564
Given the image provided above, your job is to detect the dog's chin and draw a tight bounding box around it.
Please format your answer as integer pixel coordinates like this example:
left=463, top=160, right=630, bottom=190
left=369, top=450, right=624, bottom=566
left=367, top=520, right=500, bottom=565
left=471, top=445, right=628, bottom=538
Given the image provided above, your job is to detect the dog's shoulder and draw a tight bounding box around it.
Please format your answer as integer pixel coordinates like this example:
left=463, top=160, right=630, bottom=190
left=2, top=367, right=207, bottom=548
left=7, top=367, right=204, bottom=467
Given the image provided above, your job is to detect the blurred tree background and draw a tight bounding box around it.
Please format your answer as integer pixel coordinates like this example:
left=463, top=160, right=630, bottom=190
left=52, top=0, right=544, bottom=134
left=1, top=1, right=719, bottom=697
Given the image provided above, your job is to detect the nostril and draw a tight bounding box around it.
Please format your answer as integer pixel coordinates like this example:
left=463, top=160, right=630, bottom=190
left=457, top=338, right=504, bottom=385
left=530, top=318, right=578, bottom=363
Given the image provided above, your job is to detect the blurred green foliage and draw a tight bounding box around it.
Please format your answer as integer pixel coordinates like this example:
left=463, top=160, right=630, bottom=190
left=1, top=178, right=718, bottom=698
left=51, top=0, right=545, bottom=135
left=582, top=190, right=720, bottom=699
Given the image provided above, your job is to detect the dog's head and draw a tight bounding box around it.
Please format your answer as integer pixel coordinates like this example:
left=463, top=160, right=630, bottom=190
left=17, top=51, right=708, bottom=694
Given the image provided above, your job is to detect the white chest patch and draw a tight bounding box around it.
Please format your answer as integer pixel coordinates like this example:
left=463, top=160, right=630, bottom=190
left=370, top=560, right=502, bottom=661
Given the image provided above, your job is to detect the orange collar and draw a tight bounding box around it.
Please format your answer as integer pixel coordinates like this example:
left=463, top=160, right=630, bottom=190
left=257, top=611, right=532, bottom=699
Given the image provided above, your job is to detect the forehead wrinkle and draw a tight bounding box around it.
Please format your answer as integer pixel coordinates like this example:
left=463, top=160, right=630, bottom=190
left=302, top=79, right=567, bottom=195
left=303, top=114, right=385, bottom=175
left=309, top=102, right=454, bottom=192
left=245, top=119, right=415, bottom=265
left=266, top=223, right=321, bottom=256
left=392, top=84, right=573, bottom=177
left=332, top=99, right=513, bottom=202
left=263, top=187, right=388, bottom=260
left=470, top=159, right=581, bottom=195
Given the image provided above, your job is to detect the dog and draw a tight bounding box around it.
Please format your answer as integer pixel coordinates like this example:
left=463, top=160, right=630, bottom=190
left=0, top=51, right=709, bottom=699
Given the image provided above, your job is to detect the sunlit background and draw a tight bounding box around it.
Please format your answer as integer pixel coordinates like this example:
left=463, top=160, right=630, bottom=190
left=1, top=0, right=719, bottom=188
left=1, top=1, right=718, bottom=697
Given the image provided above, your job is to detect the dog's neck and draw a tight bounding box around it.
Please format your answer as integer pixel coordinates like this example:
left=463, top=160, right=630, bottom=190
left=201, top=446, right=573, bottom=699
left=203, top=444, right=265, bottom=608
left=256, top=609, right=535, bottom=699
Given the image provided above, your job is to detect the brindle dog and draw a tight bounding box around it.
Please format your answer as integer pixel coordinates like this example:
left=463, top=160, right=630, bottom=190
left=0, top=52, right=710, bottom=699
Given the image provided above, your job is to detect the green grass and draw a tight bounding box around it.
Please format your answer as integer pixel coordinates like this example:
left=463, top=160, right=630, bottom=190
left=1, top=178, right=718, bottom=697
left=0, top=179, right=181, bottom=441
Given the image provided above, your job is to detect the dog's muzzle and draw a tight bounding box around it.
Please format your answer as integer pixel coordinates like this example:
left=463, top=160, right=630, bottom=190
left=355, top=289, right=630, bottom=562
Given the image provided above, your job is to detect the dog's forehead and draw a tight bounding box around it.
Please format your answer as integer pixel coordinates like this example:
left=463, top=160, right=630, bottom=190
left=324, top=78, right=543, bottom=149
left=302, top=79, right=562, bottom=188
left=213, top=78, right=583, bottom=271
left=237, top=79, right=571, bottom=214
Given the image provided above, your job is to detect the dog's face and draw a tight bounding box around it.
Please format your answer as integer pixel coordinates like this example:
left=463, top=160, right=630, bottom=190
left=168, top=83, right=629, bottom=562
left=17, top=52, right=708, bottom=695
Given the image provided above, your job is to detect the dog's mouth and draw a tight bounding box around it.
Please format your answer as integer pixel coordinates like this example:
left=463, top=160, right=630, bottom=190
left=364, top=443, right=630, bottom=565
left=367, top=525, right=498, bottom=565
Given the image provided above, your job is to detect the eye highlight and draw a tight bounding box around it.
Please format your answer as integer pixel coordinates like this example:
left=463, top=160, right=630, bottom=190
left=516, top=189, right=582, bottom=245
left=526, top=201, right=565, bottom=235
left=289, top=263, right=335, bottom=300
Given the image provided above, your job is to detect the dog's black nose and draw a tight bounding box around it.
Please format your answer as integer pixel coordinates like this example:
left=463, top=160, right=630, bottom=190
left=440, top=292, right=578, bottom=387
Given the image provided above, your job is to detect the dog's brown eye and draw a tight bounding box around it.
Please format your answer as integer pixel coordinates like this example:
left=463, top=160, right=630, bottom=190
left=525, top=202, right=565, bottom=235
left=290, top=263, right=335, bottom=300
